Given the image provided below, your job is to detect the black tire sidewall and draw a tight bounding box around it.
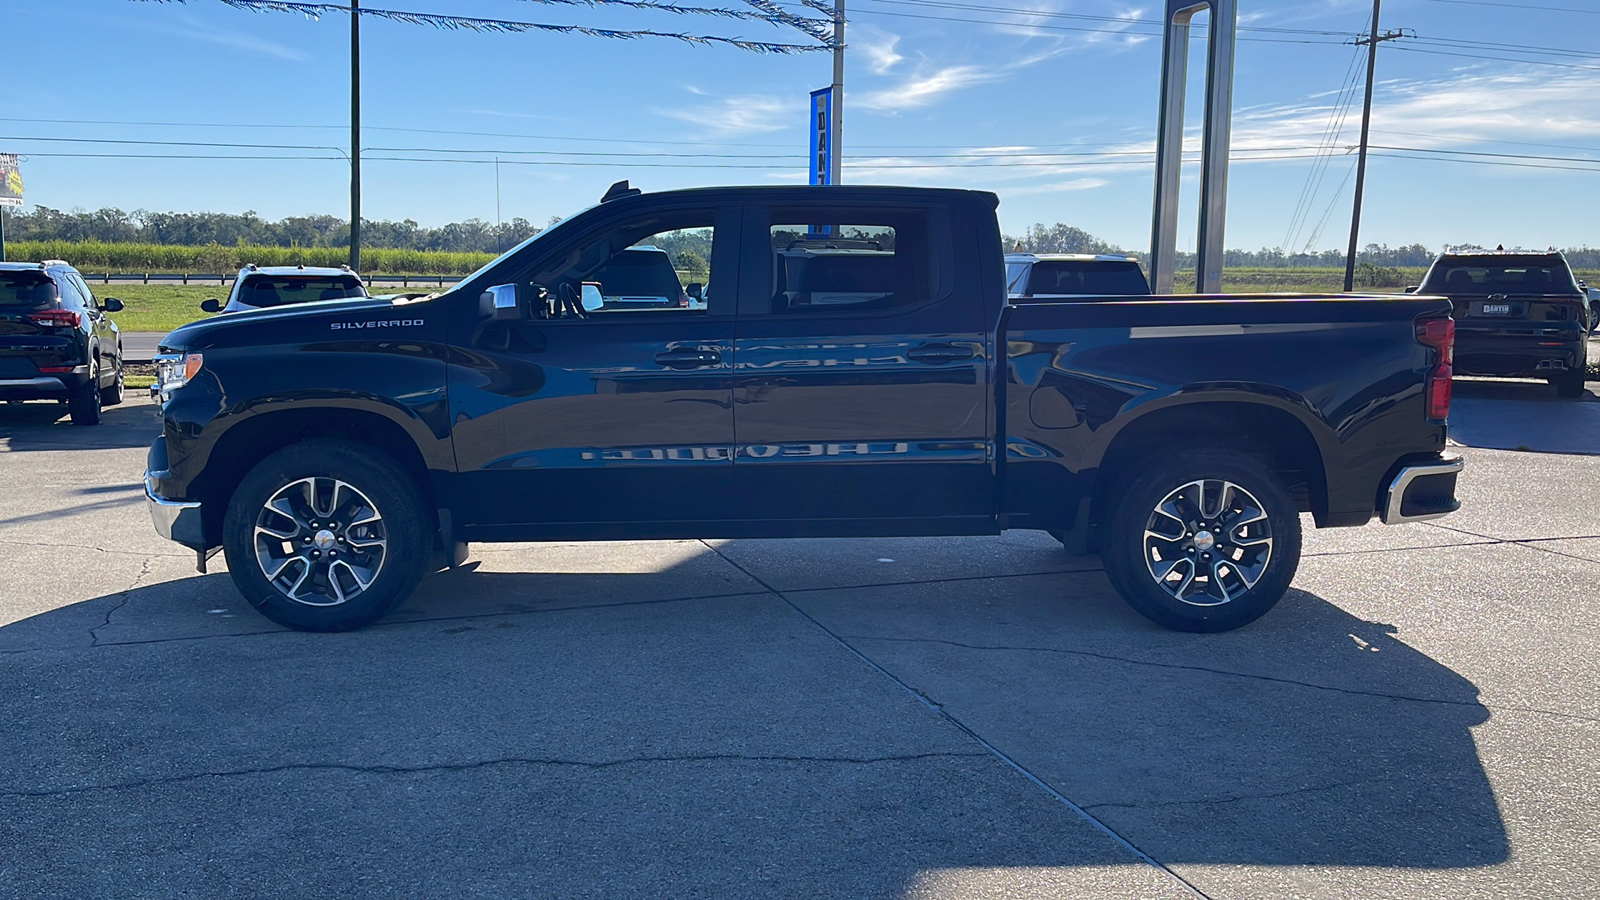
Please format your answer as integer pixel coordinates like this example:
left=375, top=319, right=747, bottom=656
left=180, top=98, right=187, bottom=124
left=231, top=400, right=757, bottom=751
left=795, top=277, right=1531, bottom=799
left=69, top=361, right=102, bottom=425
left=1103, top=449, right=1302, bottom=633
left=222, top=439, right=431, bottom=632
left=101, top=355, right=124, bottom=406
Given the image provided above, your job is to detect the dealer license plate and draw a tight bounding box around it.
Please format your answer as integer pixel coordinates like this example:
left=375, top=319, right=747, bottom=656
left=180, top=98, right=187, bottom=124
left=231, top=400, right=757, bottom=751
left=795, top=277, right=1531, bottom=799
left=1481, top=303, right=1511, bottom=315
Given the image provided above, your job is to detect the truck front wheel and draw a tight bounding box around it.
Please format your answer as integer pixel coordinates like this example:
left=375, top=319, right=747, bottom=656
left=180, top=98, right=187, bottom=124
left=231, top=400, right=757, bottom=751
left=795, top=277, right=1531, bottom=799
left=1101, top=449, right=1302, bottom=632
left=222, top=439, right=431, bottom=632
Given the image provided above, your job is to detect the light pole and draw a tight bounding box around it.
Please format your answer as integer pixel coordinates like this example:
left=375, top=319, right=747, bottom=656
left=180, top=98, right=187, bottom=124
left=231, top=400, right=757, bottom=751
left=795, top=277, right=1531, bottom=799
left=830, top=0, right=843, bottom=184
left=350, top=0, right=362, bottom=272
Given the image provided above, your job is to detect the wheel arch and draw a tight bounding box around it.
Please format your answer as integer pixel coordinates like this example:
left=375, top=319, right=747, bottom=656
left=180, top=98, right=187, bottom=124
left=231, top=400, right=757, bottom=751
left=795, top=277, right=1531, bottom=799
left=1088, top=397, right=1332, bottom=547
left=193, top=405, right=437, bottom=546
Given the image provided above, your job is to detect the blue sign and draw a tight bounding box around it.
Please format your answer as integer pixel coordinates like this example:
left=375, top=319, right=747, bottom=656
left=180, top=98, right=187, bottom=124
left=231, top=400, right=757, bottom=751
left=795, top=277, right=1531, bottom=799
left=809, top=87, right=833, bottom=187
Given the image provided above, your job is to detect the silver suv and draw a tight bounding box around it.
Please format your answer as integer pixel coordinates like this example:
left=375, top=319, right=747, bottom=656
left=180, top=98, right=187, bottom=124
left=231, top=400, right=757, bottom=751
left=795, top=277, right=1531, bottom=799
left=201, top=264, right=369, bottom=315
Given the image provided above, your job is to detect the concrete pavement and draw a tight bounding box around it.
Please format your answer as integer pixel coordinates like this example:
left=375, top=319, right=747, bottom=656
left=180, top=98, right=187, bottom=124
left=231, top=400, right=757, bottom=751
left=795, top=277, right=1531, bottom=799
left=0, top=385, right=1597, bottom=898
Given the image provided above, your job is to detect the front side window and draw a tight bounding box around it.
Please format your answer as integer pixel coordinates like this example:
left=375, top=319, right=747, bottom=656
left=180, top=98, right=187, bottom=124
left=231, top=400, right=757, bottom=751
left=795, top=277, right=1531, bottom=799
left=1006, top=261, right=1031, bottom=294
left=516, top=216, right=715, bottom=320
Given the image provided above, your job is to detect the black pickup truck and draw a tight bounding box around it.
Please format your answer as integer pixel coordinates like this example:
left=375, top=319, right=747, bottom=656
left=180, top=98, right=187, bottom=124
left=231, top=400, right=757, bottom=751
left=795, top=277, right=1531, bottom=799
left=145, top=184, right=1462, bottom=633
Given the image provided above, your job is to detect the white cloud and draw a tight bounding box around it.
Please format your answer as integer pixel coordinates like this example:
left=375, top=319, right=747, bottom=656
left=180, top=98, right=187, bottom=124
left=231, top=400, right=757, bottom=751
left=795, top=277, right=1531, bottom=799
left=128, top=12, right=308, bottom=61
left=854, top=65, right=1008, bottom=113
left=658, top=95, right=790, bottom=137
left=853, top=25, right=905, bottom=76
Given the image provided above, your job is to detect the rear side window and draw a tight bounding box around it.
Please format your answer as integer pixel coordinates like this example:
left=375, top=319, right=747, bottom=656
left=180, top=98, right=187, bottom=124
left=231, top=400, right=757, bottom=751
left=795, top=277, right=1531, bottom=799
left=765, top=213, right=938, bottom=314
left=1026, top=261, right=1149, bottom=296
left=238, top=275, right=367, bottom=308
left=0, top=272, right=58, bottom=308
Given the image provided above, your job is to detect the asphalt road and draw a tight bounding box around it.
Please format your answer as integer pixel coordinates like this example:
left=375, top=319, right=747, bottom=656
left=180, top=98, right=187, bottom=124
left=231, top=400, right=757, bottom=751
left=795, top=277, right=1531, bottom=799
left=1, top=381, right=1597, bottom=898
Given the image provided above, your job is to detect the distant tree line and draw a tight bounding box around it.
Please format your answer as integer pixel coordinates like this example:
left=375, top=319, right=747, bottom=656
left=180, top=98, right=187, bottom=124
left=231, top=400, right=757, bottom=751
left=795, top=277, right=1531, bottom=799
left=7, top=206, right=1597, bottom=269
left=3, top=206, right=546, bottom=255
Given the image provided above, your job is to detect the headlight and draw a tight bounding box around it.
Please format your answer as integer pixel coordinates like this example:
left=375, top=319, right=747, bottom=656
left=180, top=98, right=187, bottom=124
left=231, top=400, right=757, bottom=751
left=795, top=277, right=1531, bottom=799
left=153, top=352, right=204, bottom=394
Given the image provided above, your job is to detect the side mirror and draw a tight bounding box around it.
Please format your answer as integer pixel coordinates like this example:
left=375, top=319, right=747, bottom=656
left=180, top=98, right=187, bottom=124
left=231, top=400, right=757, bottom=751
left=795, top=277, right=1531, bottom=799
left=686, top=283, right=703, bottom=302
left=200, top=298, right=222, bottom=313
left=481, top=284, right=524, bottom=321
left=102, top=298, right=124, bottom=312
left=580, top=282, right=604, bottom=312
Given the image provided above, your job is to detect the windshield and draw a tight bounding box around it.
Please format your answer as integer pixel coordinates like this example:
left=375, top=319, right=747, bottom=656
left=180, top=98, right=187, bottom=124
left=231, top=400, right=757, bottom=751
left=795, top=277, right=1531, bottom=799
left=237, top=275, right=366, bottom=308
left=0, top=272, right=58, bottom=307
left=1026, top=261, right=1150, bottom=296
left=1422, top=256, right=1578, bottom=294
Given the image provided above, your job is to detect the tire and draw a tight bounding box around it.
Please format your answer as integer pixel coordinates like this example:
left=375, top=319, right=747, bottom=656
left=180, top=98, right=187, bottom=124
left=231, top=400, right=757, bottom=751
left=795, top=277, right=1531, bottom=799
left=100, top=353, right=125, bottom=407
left=1101, top=449, right=1302, bottom=632
left=68, top=360, right=103, bottom=425
left=1555, top=368, right=1586, bottom=398
left=222, top=439, right=432, bottom=632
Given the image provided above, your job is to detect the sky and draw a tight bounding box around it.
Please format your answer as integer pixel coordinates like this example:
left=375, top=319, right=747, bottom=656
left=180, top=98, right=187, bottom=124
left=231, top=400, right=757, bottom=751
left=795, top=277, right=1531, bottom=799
left=3, top=0, right=1598, bottom=255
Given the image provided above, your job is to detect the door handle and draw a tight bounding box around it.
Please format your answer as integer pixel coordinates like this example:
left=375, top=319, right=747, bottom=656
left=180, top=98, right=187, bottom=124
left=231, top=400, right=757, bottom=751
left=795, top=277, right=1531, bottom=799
left=907, top=344, right=976, bottom=364
left=655, top=349, right=722, bottom=369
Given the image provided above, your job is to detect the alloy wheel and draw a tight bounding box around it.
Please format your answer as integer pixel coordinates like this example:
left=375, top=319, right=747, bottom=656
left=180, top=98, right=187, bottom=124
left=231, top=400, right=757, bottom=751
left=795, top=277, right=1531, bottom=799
left=253, top=477, right=388, bottom=606
left=1141, top=478, right=1274, bottom=607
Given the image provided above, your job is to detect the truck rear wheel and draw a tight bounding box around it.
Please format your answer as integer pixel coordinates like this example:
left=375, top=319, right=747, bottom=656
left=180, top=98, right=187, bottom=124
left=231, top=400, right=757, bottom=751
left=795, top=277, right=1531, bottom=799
left=222, top=439, right=431, bottom=632
left=1101, top=449, right=1301, bottom=632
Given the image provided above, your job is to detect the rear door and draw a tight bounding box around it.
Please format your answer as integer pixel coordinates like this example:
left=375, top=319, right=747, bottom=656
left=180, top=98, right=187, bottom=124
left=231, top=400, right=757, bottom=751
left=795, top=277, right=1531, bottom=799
left=730, top=199, right=994, bottom=533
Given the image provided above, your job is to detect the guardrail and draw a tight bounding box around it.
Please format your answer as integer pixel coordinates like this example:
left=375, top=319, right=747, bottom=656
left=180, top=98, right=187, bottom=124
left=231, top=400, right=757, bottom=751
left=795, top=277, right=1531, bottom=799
left=92, top=273, right=466, bottom=287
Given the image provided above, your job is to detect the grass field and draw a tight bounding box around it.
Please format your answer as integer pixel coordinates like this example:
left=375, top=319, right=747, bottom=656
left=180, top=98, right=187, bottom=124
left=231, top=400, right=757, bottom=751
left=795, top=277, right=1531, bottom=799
left=102, top=285, right=224, bottom=333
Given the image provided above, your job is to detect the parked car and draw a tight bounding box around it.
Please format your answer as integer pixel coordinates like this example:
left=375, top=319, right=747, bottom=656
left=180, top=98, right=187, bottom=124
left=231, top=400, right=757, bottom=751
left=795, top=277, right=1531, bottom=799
left=0, top=260, right=125, bottom=424
left=1005, top=253, right=1151, bottom=298
left=1586, top=285, right=1600, bottom=335
left=1415, top=250, right=1590, bottom=397
left=146, top=183, right=1461, bottom=634
left=587, top=246, right=695, bottom=310
left=201, top=265, right=369, bottom=315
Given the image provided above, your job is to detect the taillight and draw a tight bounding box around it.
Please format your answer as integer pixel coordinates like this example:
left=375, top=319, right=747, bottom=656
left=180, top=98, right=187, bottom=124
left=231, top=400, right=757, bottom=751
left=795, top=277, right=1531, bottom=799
left=1416, top=316, right=1455, bottom=420
left=27, top=309, right=81, bottom=328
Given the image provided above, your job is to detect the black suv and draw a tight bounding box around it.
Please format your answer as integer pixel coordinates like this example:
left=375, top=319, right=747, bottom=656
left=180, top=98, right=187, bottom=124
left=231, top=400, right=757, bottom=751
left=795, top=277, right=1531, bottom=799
left=0, top=260, right=126, bottom=424
left=1416, top=251, right=1591, bottom=398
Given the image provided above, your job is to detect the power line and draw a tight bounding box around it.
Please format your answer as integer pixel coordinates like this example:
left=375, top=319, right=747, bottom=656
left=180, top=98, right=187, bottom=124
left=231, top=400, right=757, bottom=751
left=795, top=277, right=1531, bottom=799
left=1388, top=45, right=1600, bottom=71
left=133, top=0, right=832, bottom=53
left=1418, top=0, right=1600, bottom=14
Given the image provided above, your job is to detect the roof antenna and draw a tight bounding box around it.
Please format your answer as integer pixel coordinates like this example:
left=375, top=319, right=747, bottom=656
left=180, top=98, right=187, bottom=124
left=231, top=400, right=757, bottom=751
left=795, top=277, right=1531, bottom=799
left=602, top=180, right=642, bottom=203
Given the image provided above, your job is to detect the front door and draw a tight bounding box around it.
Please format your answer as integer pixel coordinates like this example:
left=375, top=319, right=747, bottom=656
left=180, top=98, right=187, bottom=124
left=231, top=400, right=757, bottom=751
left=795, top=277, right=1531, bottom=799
left=448, top=204, right=739, bottom=538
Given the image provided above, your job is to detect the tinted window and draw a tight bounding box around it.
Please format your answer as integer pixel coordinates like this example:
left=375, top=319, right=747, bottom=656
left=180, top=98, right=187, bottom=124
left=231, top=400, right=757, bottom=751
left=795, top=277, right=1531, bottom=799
left=69, top=273, right=98, bottom=309
left=55, top=273, right=86, bottom=308
left=766, top=217, right=930, bottom=314
left=238, top=275, right=366, bottom=308
left=1026, top=261, right=1150, bottom=296
left=1006, top=261, right=1030, bottom=294
left=1423, top=256, right=1578, bottom=294
left=0, top=272, right=58, bottom=307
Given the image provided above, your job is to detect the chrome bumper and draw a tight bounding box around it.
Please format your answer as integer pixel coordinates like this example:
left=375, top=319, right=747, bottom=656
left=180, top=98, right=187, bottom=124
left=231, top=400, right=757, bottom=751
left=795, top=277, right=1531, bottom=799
left=1381, top=455, right=1465, bottom=524
left=145, top=475, right=205, bottom=547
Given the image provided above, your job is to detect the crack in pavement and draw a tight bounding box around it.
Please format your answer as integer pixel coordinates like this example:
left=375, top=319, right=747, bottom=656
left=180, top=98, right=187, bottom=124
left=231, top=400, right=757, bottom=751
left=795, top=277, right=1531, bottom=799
left=88, top=556, right=157, bottom=647
left=0, top=751, right=991, bottom=800
left=845, top=635, right=1600, bottom=724
left=695, top=540, right=1213, bottom=900
left=1081, top=780, right=1365, bottom=813
left=0, top=537, right=188, bottom=558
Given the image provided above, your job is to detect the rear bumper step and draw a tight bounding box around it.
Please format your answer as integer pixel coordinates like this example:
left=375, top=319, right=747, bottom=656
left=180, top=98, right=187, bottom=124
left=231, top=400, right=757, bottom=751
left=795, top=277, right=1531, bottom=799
left=1382, top=455, right=1465, bottom=524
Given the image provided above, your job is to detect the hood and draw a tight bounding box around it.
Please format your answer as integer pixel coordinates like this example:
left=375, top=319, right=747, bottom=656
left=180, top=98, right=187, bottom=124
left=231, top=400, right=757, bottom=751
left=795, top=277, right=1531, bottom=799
left=159, top=294, right=435, bottom=353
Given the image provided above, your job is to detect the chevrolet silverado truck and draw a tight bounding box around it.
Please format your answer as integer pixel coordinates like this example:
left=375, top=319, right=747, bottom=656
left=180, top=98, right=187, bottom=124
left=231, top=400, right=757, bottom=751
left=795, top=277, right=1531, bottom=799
left=145, top=184, right=1463, bottom=633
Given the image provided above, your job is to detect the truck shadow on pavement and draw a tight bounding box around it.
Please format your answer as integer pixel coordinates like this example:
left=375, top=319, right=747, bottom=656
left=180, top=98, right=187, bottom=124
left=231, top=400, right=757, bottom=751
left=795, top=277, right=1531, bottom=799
left=0, top=552, right=1509, bottom=896
left=1449, top=378, right=1600, bottom=455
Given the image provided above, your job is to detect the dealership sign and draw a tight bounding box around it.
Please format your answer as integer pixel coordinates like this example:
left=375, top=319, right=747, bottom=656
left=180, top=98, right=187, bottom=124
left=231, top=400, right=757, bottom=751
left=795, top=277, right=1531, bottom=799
left=0, top=154, right=22, bottom=207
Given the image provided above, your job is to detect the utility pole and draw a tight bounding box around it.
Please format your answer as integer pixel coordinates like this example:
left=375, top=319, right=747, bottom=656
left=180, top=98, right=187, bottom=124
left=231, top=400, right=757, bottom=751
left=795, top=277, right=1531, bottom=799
left=830, top=0, right=844, bottom=185
left=1343, top=1, right=1405, bottom=292
left=350, top=0, right=362, bottom=272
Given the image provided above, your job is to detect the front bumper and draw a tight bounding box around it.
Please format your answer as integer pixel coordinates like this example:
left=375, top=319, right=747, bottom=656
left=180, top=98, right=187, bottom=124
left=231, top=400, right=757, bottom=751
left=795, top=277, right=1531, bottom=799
left=1381, top=454, right=1464, bottom=524
left=146, top=475, right=205, bottom=548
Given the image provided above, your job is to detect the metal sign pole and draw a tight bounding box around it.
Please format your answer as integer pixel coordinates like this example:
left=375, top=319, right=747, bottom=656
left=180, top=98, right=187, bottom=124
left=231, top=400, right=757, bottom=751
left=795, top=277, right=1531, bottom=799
left=1150, top=0, right=1237, bottom=295
left=350, top=0, right=362, bottom=272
